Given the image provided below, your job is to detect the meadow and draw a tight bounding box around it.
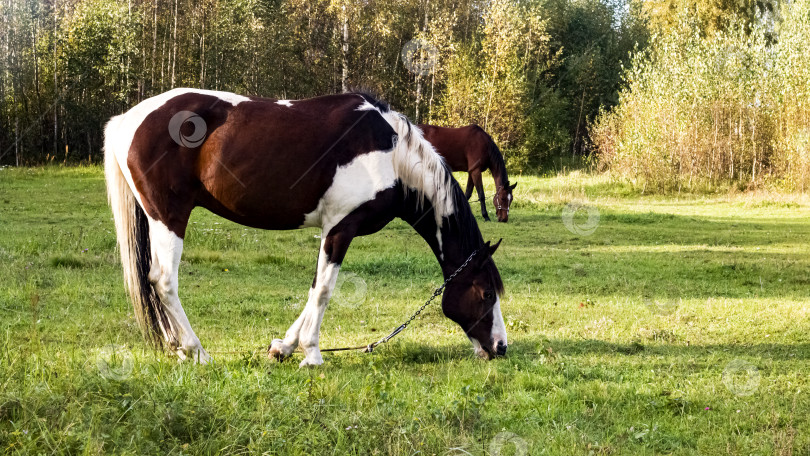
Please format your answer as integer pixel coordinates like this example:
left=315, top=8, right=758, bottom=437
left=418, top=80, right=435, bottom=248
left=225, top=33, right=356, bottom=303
left=1, top=166, right=808, bottom=455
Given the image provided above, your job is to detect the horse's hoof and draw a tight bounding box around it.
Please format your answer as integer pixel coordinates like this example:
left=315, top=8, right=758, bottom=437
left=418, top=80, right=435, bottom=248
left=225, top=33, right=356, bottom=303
left=194, top=348, right=212, bottom=365
left=176, top=342, right=210, bottom=364
left=268, top=339, right=293, bottom=361
left=299, top=356, right=324, bottom=367
left=267, top=346, right=289, bottom=361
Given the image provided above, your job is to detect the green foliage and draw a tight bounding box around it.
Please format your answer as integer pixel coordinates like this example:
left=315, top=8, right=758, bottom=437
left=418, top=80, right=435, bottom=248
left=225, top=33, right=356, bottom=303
left=538, top=0, right=649, bottom=159
left=0, top=0, right=648, bottom=174
left=643, top=0, right=779, bottom=38
left=769, top=0, right=810, bottom=190
left=438, top=0, right=551, bottom=171
left=55, top=0, right=141, bottom=159
left=593, top=1, right=810, bottom=191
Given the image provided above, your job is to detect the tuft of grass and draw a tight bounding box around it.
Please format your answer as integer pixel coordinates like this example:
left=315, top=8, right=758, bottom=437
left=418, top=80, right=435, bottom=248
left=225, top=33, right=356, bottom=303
left=48, top=254, right=87, bottom=268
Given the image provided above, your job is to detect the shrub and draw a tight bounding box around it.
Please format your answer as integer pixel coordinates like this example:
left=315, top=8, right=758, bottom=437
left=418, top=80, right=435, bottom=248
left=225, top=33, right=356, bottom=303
left=592, top=1, right=810, bottom=191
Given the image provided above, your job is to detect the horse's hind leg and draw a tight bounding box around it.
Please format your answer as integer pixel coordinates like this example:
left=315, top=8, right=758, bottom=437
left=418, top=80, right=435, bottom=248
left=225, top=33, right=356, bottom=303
left=465, top=173, right=474, bottom=200
left=147, top=218, right=210, bottom=363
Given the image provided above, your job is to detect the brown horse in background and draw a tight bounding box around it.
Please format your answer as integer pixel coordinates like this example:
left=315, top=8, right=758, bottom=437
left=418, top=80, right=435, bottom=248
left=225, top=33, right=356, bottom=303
left=419, top=124, right=516, bottom=222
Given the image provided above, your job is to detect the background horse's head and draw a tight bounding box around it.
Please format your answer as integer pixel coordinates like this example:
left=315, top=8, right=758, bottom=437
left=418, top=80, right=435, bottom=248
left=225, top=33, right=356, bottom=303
left=441, top=240, right=507, bottom=359
left=493, top=182, right=517, bottom=222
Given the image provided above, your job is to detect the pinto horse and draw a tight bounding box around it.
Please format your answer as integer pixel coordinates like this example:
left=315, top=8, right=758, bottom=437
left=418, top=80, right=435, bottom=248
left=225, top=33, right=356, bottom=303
left=418, top=124, right=517, bottom=222
left=104, top=88, right=507, bottom=367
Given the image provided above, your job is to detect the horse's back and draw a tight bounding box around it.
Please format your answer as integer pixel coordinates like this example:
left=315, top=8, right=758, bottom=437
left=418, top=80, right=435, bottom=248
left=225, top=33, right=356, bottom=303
left=419, top=124, right=491, bottom=172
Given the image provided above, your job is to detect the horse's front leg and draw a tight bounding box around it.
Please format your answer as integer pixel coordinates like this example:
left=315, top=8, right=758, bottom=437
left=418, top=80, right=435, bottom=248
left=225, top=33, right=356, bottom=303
left=471, top=170, right=490, bottom=221
left=269, top=231, right=353, bottom=367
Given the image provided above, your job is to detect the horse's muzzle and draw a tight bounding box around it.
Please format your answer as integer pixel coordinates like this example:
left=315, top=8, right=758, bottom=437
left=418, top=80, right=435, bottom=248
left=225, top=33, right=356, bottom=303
left=495, top=340, right=507, bottom=356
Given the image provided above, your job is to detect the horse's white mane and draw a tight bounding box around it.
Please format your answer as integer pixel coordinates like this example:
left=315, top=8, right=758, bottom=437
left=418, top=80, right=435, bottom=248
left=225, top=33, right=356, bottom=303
left=356, top=98, right=455, bottom=227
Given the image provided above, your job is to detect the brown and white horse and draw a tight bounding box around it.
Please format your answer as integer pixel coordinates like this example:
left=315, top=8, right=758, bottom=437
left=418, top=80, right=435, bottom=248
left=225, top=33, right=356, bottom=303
left=104, top=88, right=507, bottom=367
left=419, top=124, right=517, bottom=222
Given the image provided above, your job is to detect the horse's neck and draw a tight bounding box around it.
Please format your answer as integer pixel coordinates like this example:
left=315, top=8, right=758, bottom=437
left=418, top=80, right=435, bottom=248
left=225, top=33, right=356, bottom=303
left=489, top=158, right=509, bottom=188
left=399, top=187, right=480, bottom=278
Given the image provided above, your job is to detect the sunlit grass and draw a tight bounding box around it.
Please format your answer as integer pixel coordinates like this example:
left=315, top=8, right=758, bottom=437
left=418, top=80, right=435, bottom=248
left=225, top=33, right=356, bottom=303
left=1, top=166, right=808, bottom=454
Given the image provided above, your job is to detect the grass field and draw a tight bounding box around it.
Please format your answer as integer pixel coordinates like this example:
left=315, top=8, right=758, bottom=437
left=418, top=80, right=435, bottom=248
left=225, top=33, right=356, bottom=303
left=1, top=166, right=809, bottom=455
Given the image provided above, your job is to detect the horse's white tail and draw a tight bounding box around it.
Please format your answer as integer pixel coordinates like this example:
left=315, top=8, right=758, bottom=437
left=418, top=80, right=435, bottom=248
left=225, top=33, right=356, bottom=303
left=382, top=111, right=455, bottom=225
left=104, top=116, right=176, bottom=349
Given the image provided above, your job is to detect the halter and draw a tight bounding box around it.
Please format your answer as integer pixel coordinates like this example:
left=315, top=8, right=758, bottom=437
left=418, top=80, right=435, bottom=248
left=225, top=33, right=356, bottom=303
left=494, top=183, right=511, bottom=212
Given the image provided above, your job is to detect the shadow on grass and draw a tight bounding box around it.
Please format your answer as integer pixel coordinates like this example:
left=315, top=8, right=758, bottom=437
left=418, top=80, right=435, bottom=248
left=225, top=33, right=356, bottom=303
left=504, top=337, right=810, bottom=361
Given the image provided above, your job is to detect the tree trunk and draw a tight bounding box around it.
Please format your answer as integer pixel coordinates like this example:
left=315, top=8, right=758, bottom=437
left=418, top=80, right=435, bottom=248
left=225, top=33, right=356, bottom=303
left=32, top=6, right=44, bottom=157
left=152, top=0, right=157, bottom=91
left=15, top=117, right=19, bottom=166
left=415, top=74, right=422, bottom=122
left=341, top=4, right=348, bottom=93
left=200, top=2, right=206, bottom=88
left=171, top=0, right=178, bottom=87
left=53, top=9, right=58, bottom=160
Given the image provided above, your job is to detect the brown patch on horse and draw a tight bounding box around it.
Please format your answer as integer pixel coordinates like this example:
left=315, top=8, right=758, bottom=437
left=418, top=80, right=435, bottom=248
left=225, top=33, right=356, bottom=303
left=127, top=92, right=396, bottom=237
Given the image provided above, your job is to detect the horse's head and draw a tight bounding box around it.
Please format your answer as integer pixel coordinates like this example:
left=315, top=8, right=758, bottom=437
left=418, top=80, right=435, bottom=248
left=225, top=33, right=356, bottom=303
left=493, top=183, right=517, bottom=222
left=441, top=240, right=507, bottom=359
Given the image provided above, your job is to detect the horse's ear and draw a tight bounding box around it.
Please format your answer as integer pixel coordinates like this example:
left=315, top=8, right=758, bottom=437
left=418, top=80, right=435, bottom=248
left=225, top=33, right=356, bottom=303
left=509, top=182, right=517, bottom=191
left=488, top=238, right=502, bottom=256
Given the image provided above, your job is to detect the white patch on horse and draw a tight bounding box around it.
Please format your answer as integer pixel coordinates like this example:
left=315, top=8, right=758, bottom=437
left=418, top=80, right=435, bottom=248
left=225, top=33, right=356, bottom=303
left=183, top=88, right=252, bottom=106
left=276, top=100, right=293, bottom=107
left=105, top=88, right=251, bottom=209
left=491, top=295, right=507, bottom=348
left=301, top=150, right=397, bottom=231
left=145, top=216, right=210, bottom=363
left=355, top=100, right=378, bottom=112
left=298, top=259, right=340, bottom=367
left=379, top=108, right=454, bottom=223
left=469, top=337, right=488, bottom=359
left=355, top=96, right=454, bottom=258
left=105, top=115, right=146, bottom=209
left=270, top=240, right=341, bottom=367
left=435, top=227, right=444, bottom=260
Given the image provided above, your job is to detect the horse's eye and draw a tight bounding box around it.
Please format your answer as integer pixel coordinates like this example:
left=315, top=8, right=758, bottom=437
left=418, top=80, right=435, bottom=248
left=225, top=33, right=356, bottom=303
left=483, top=290, right=495, bottom=301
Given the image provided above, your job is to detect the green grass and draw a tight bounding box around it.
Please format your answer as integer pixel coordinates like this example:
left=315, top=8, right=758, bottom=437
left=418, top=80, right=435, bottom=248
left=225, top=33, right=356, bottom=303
left=1, top=166, right=809, bottom=455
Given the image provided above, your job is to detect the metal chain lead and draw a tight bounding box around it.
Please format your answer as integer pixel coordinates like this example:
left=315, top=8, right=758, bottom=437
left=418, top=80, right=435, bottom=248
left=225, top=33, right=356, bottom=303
left=361, top=249, right=478, bottom=352
left=318, top=249, right=478, bottom=354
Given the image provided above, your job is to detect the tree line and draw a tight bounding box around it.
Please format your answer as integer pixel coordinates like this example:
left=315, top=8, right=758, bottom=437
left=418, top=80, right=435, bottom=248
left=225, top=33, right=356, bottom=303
left=0, top=0, right=788, bottom=183
left=1, top=0, right=648, bottom=169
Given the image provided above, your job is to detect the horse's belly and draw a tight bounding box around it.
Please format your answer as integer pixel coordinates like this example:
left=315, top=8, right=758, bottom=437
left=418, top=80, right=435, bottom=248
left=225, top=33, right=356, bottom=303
left=196, top=150, right=397, bottom=232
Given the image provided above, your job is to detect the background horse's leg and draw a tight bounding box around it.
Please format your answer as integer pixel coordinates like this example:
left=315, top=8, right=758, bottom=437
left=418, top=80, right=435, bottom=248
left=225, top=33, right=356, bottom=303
left=270, top=232, right=353, bottom=367
left=147, top=218, right=210, bottom=363
left=465, top=173, right=474, bottom=200
left=471, top=170, right=490, bottom=221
